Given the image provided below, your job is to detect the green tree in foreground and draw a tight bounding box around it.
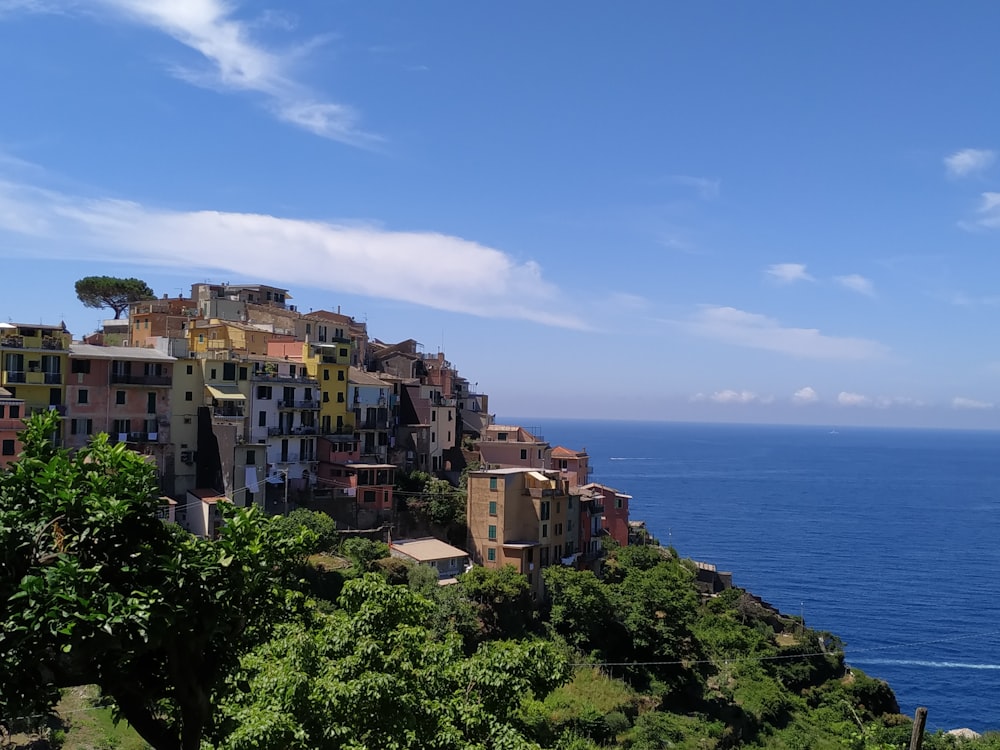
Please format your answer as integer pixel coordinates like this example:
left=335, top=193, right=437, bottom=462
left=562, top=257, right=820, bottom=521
left=0, top=413, right=307, bottom=750
left=74, top=275, right=155, bottom=319
left=211, top=574, right=569, bottom=750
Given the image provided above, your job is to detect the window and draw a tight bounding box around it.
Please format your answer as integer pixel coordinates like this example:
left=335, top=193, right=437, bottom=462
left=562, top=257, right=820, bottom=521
left=246, top=449, right=256, bottom=465
left=259, top=411, right=267, bottom=427
left=1, top=440, right=14, bottom=456
left=337, top=391, right=345, bottom=403
left=616, top=497, right=623, bottom=509
left=567, top=519, right=573, bottom=532
left=78, top=389, right=89, bottom=405
left=488, top=525, right=497, bottom=541
left=567, top=496, right=573, bottom=510
left=185, top=391, right=193, bottom=401
left=71, top=359, right=91, bottom=374
left=541, top=501, right=550, bottom=521
left=489, top=500, right=497, bottom=516
left=364, top=490, right=376, bottom=503
left=556, top=501, right=560, bottom=513
left=210, top=368, right=217, bottom=380
left=186, top=364, right=193, bottom=375
left=520, top=449, right=527, bottom=460
left=147, top=392, right=156, bottom=414
left=0, top=406, right=3, bottom=418
left=323, top=369, right=330, bottom=381
left=223, top=362, right=236, bottom=381
left=239, top=367, right=248, bottom=380
left=497, top=432, right=508, bottom=441
left=323, top=392, right=329, bottom=403
left=487, top=548, right=496, bottom=562
left=541, top=523, right=548, bottom=538
left=489, top=477, right=498, bottom=491
left=538, top=449, right=542, bottom=459
left=337, top=370, right=345, bottom=381
left=540, top=547, right=550, bottom=566
left=257, top=385, right=272, bottom=399
left=8, top=405, right=18, bottom=419
left=339, top=348, right=348, bottom=358
left=115, top=391, right=126, bottom=405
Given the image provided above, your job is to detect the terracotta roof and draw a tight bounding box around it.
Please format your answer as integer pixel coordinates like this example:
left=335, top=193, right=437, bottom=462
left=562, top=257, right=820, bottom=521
left=551, top=446, right=585, bottom=458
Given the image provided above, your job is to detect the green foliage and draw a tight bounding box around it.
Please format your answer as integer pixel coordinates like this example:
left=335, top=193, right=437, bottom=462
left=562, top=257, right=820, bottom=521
left=397, top=470, right=467, bottom=544
left=0, top=412, right=306, bottom=750
left=373, top=556, right=411, bottom=584
left=340, top=536, right=389, bottom=571
left=543, top=566, right=614, bottom=650
left=74, top=276, right=155, bottom=319
left=269, top=509, right=337, bottom=554
left=458, top=564, right=533, bottom=640
left=211, top=574, right=569, bottom=750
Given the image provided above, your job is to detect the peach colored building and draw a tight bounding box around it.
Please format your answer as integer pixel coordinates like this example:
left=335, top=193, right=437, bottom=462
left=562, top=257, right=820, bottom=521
left=128, top=295, right=200, bottom=348
left=477, top=425, right=551, bottom=471
left=466, top=468, right=577, bottom=599
left=549, top=445, right=593, bottom=488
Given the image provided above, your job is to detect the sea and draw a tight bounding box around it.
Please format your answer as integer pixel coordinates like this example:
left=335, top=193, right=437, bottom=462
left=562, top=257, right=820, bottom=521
left=505, top=418, right=1000, bottom=733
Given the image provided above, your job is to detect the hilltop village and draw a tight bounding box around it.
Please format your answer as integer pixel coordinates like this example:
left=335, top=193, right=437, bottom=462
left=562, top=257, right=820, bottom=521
left=0, top=281, right=646, bottom=592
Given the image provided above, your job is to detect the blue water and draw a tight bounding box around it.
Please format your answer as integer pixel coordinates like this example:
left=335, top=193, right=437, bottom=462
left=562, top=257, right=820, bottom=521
left=508, top=418, right=1000, bottom=733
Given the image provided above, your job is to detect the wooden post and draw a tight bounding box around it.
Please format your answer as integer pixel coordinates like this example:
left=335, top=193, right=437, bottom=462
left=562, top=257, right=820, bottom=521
left=909, top=707, right=928, bottom=750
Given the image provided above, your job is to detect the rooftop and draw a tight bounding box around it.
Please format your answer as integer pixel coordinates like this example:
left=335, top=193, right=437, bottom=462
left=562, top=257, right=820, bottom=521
left=69, top=344, right=177, bottom=362
left=390, top=537, right=468, bottom=562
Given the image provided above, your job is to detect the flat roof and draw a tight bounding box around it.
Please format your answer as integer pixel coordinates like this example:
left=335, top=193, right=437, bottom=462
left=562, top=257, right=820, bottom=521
left=502, top=541, right=540, bottom=549
left=391, top=537, right=468, bottom=562
left=187, top=489, right=228, bottom=503
left=69, top=344, right=177, bottom=362
left=473, top=467, right=543, bottom=476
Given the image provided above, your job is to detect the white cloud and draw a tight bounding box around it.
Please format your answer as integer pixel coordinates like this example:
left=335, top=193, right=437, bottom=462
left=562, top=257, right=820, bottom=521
left=961, top=192, right=1000, bottom=231
left=608, top=292, right=650, bottom=310
left=710, top=390, right=769, bottom=404
left=791, top=386, right=818, bottom=404
left=25, top=0, right=376, bottom=145
left=874, top=395, right=925, bottom=409
left=834, top=274, right=875, bottom=297
left=679, top=306, right=887, bottom=360
left=669, top=175, right=720, bottom=200
left=766, top=263, right=814, bottom=284
left=952, top=397, right=994, bottom=410
left=837, top=391, right=870, bottom=407
left=944, top=149, right=996, bottom=178
left=0, top=177, right=585, bottom=329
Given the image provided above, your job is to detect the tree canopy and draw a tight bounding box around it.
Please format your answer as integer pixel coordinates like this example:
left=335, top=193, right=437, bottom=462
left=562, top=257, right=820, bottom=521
left=74, top=275, right=156, bottom=319
left=0, top=412, right=308, bottom=750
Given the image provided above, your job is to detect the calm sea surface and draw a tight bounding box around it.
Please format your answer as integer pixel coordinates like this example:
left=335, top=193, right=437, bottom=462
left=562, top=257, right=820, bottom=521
left=505, top=418, right=1000, bottom=732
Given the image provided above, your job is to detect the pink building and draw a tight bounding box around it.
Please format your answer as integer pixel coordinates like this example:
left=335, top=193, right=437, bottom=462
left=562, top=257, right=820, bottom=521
left=65, top=345, right=176, bottom=488
left=549, top=445, right=593, bottom=488
left=581, top=483, right=631, bottom=548
left=0, top=386, right=25, bottom=469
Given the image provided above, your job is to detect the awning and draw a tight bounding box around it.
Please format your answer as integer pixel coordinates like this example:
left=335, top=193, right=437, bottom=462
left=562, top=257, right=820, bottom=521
left=206, top=385, right=246, bottom=400
left=528, top=470, right=555, bottom=487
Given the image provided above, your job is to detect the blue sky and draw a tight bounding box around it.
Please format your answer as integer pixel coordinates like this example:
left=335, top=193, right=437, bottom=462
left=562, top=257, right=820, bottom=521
left=2, top=1, right=1000, bottom=428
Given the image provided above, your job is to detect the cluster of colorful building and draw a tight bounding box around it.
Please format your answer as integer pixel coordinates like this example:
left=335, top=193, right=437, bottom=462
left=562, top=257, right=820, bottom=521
left=1, top=281, right=640, bottom=594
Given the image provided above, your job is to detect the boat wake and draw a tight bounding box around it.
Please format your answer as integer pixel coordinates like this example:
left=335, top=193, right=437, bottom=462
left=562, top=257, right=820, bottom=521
left=850, top=659, right=1000, bottom=671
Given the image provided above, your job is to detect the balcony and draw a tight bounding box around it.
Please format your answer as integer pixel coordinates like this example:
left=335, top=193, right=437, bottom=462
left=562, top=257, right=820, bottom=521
left=275, top=453, right=300, bottom=463
left=212, top=408, right=245, bottom=421
left=127, top=432, right=161, bottom=443
left=110, top=373, right=172, bottom=386
left=3, top=370, right=25, bottom=384
left=22, top=371, right=61, bottom=385
left=250, top=371, right=317, bottom=384
left=267, top=425, right=317, bottom=437
left=356, top=418, right=389, bottom=430
left=0, top=418, right=23, bottom=431
left=41, top=337, right=66, bottom=350
left=277, top=399, right=320, bottom=410
left=0, top=336, right=24, bottom=348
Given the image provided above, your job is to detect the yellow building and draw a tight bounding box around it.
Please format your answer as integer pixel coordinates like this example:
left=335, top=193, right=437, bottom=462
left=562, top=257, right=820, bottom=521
left=303, top=341, right=352, bottom=435
left=0, top=322, right=72, bottom=420
left=466, top=468, right=577, bottom=599
left=187, top=319, right=273, bottom=358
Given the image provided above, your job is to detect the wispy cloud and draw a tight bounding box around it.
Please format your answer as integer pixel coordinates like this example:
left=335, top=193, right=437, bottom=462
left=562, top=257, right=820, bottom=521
left=952, top=397, right=994, bottom=410
left=874, top=395, right=925, bottom=409
left=0, top=176, right=585, bottom=329
left=947, top=291, right=1000, bottom=307
left=23, top=0, right=376, bottom=145
left=838, top=391, right=870, bottom=407
left=960, top=192, right=1000, bottom=231
left=791, top=386, right=818, bottom=404
left=668, top=175, right=720, bottom=200
left=944, top=148, right=996, bottom=178
left=766, top=263, right=814, bottom=285
left=709, top=389, right=771, bottom=404
left=835, top=273, right=875, bottom=297
left=678, top=306, right=887, bottom=360
left=608, top=292, right=650, bottom=310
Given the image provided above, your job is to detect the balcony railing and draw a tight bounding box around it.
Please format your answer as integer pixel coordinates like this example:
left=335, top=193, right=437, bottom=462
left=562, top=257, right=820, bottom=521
left=356, top=419, right=389, bottom=430
left=0, top=336, right=24, bottom=348
left=3, top=370, right=25, bottom=383
left=212, top=408, right=245, bottom=421
left=127, top=432, right=161, bottom=443
left=250, top=372, right=317, bottom=384
left=267, top=425, right=317, bottom=436
left=277, top=399, right=320, bottom=409
left=111, top=373, right=172, bottom=386
left=275, top=453, right=300, bottom=463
